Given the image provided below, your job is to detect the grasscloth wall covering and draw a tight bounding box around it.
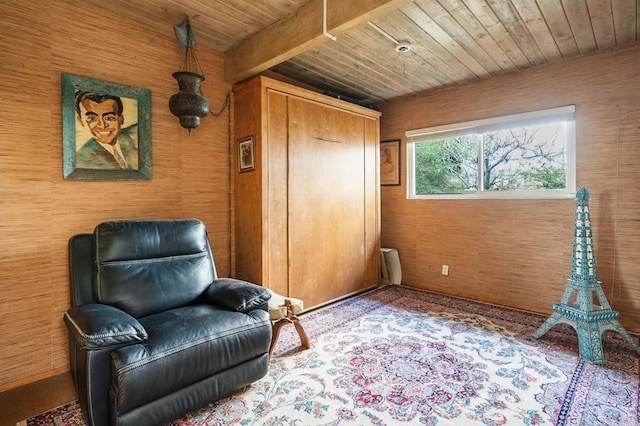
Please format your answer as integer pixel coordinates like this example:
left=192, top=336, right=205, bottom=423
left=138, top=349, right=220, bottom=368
left=0, top=1, right=232, bottom=390
left=3, top=0, right=639, bottom=395
left=379, top=43, right=640, bottom=334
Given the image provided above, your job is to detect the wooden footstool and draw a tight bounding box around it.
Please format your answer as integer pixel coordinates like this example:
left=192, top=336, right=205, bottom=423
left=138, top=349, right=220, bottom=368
left=268, top=292, right=310, bottom=357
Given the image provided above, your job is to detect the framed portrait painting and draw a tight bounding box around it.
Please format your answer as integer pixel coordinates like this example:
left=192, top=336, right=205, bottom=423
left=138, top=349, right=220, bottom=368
left=380, top=139, right=401, bottom=186
left=238, top=136, right=255, bottom=172
left=61, top=73, right=152, bottom=180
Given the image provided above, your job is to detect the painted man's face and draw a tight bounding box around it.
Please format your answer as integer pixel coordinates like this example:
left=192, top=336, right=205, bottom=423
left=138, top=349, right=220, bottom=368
left=80, top=99, right=124, bottom=145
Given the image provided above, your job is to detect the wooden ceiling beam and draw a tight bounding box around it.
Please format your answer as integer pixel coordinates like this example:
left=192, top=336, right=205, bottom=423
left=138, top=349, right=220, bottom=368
left=224, top=0, right=412, bottom=83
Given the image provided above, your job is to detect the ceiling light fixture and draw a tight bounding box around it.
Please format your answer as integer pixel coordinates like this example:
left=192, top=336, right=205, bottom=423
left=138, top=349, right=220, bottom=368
left=395, top=43, right=412, bottom=53
left=169, top=16, right=210, bottom=134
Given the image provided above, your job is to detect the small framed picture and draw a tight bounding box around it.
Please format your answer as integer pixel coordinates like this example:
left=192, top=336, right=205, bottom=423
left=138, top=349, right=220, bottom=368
left=238, top=136, right=255, bottom=172
left=380, top=139, right=400, bottom=186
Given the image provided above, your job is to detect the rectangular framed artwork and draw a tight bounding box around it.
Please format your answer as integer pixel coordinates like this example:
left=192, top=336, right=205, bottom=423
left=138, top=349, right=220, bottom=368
left=61, top=73, right=152, bottom=180
left=238, top=136, right=255, bottom=172
left=380, top=139, right=401, bottom=186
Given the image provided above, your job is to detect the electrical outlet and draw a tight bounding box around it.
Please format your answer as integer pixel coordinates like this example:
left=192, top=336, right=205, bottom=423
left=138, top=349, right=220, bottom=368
left=441, top=265, right=449, bottom=276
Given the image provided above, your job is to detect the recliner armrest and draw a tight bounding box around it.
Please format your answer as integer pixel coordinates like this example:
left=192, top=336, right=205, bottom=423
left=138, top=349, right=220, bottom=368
left=203, top=278, right=271, bottom=313
left=64, top=304, right=148, bottom=349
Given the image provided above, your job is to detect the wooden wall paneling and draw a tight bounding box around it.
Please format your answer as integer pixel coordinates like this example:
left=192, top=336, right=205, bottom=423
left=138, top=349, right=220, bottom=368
left=0, top=0, right=233, bottom=390
left=234, top=76, right=380, bottom=310
left=233, top=79, right=264, bottom=285
left=287, top=98, right=367, bottom=307
left=266, top=90, right=289, bottom=296
left=335, top=110, right=370, bottom=297
left=379, top=44, right=640, bottom=333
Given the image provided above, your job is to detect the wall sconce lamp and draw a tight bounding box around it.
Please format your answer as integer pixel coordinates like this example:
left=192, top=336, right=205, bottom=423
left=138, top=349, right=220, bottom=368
left=169, top=16, right=210, bottom=134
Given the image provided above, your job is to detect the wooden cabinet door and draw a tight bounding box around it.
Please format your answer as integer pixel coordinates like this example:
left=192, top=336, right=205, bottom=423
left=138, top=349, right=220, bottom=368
left=287, top=97, right=368, bottom=308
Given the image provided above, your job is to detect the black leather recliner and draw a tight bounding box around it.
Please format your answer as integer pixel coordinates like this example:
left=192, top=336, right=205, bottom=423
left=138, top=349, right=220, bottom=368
left=63, top=219, right=272, bottom=426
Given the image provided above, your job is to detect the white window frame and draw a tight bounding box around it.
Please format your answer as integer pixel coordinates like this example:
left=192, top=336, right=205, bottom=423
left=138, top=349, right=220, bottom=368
left=405, top=106, right=576, bottom=200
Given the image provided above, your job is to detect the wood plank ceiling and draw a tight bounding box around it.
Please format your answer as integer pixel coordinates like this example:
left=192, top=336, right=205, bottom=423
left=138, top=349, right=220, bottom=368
left=84, top=0, right=640, bottom=105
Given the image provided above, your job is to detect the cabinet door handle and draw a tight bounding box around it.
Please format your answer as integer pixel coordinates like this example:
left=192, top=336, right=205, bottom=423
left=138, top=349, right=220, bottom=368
left=314, top=137, right=343, bottom=144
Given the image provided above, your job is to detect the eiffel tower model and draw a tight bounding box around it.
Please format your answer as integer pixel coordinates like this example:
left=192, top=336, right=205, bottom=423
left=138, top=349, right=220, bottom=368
left=532, top=187, right=640, bottom=364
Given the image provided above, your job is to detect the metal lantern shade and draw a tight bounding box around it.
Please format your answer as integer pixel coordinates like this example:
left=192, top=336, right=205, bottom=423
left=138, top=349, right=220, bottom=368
left=169, top=71, right=210, bottom=133
left=170, top=16, right=210, bottom=133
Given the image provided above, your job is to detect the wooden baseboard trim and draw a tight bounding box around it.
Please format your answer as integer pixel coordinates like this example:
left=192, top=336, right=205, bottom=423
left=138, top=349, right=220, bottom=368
left=0, top=366, right=70, bottom=393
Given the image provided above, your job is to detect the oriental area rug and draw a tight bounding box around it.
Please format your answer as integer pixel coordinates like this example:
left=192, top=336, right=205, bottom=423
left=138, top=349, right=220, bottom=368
left=20, top=285, right=640, bottom=426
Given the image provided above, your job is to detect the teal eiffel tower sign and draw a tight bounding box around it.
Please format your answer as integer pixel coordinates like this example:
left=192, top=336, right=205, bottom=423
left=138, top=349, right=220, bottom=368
left=532, top=187, right=640, bottom=364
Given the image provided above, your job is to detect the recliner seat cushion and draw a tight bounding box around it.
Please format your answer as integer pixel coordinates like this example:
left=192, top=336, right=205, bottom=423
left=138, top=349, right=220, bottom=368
left=110, top=305, right=271, bottom=413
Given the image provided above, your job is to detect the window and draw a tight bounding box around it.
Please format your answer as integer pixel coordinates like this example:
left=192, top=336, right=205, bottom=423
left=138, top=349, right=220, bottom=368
left=406, top=106, right=576, bottom=199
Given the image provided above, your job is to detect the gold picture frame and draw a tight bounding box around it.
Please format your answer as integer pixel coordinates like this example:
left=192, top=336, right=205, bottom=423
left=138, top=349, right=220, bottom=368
left=380, top=139, right=400, bottom=186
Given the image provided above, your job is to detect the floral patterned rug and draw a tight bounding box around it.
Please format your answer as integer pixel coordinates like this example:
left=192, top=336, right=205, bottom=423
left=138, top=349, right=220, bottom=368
left=21, top=285, right=640, bottom=425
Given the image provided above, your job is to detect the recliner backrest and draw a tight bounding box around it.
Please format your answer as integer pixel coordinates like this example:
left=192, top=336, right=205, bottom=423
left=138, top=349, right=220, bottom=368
left=94, top=219, right=217, bottom=318
left=69, top=233, right=96, bottom=307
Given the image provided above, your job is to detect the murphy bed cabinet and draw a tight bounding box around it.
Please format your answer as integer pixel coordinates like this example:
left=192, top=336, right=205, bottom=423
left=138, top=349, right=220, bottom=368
left=233, top=76, right=381, bottom=310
